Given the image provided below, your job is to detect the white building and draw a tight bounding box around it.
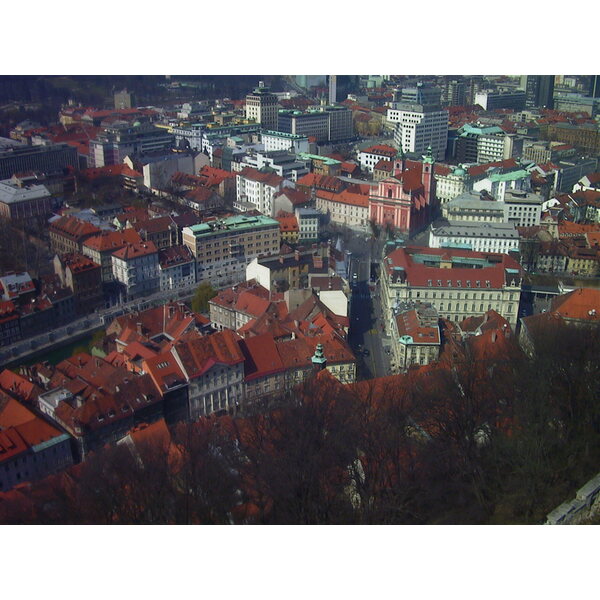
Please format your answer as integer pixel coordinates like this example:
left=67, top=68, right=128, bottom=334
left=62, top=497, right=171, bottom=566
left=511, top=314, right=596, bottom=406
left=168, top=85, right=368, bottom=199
left=442, top=191, right=506, bottom=223
left=235, top=167, right=287, bottom=215
left=158, top=245, right=196, bottom=291
left=434, top=165, right=469, bottom=205
left=357, top=144, right=397, bottom=174
left=429, top=221, right=520, bottom=254
left=172, top=329, right=246, bottom=418
left=261, top=130, right=310, bottom=153
left=315, top=189, right=369, bottom=231
left=142, top=154, right=195, bottom=194
left=502, top=190, right=544, bottom=227
left=472, top=169, right=532, bottom=202
left=381, top=246, right=523, bottom=329
left=295, top=207, right=321, bottom=243
left=238, top=151, right=309, bottom=184
left=171, top=124, right=204, bottom=151
left=477, top=132, right=514, bottom=163
left=389, top=104, right=448, bottom=159
left=111, top=240, right=160, bottom=300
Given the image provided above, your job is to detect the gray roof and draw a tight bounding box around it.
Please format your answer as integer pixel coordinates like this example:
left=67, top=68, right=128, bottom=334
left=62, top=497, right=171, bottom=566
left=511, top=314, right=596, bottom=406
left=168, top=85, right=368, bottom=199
left=431, top=221, right=519, bottom=239
left=446, top=191, right=505, bottom=212
left=0, top=136, right=25, bottom=150
left=0, top=179, right=51, bottom=204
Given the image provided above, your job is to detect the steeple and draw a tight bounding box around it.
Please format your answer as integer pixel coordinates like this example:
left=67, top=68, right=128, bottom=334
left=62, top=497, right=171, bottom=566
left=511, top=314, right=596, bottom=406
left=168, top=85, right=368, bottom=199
left=421, top=145, right=435, bottom=203
left=311, top=343, right=327, bottom=370
left=423, top=145, right=434, bottom=164
left=393, top=144, right=406, bottom=176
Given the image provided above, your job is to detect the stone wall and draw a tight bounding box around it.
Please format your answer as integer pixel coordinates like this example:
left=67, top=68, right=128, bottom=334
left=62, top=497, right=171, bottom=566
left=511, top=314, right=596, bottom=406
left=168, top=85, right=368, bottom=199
left=545, top=472, right=600, bottom=524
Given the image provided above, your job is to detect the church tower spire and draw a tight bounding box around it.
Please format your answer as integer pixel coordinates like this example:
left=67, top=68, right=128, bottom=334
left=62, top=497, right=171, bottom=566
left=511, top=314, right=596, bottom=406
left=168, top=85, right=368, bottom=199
left=393, top=144, right=406, bottom=177
left=421, top=145, right=436, bottom=204
left=311, top=343, right=327, bottom=371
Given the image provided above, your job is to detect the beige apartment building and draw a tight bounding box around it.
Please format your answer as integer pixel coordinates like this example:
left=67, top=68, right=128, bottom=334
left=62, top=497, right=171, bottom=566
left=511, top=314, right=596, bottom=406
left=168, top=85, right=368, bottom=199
left=182, top=214, right=280, bottom=287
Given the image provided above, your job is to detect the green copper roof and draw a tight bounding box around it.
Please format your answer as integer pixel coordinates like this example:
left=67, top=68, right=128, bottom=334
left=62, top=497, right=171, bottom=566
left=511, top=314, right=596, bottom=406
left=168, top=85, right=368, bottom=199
left=311, top=343, right=327, bottom=365
left=458, top=123, right=504, bottom=137
left=297, top=153, right=341, bottom=165
left=423, top=145, right=434, bottom=164
left=488, top=169, right=530, bottom=182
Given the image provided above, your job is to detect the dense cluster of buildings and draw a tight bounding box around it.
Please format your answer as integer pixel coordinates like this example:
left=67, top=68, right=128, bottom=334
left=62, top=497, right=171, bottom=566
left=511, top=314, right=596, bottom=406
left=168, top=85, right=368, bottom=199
left=2, top=74, right=600, bottom=498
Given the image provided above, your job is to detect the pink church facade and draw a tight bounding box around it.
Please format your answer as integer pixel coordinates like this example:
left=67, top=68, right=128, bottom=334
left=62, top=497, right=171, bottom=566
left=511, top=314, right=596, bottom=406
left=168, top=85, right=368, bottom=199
left=369, top=149, right=437, bottom=236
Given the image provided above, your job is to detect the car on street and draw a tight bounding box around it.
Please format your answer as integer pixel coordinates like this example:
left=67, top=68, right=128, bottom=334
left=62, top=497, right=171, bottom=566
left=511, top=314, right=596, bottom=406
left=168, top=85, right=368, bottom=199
left=363, top=348, right=370, bottom=356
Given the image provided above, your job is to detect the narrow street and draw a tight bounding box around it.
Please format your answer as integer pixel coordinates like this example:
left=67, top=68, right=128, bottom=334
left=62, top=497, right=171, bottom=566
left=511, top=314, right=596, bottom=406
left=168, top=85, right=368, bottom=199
left=347, top=233, right=392, bottom=379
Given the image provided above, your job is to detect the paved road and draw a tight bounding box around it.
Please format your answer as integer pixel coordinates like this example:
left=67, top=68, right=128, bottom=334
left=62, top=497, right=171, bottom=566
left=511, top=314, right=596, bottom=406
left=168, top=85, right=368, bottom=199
left=347, top=233, right=392, bottom=379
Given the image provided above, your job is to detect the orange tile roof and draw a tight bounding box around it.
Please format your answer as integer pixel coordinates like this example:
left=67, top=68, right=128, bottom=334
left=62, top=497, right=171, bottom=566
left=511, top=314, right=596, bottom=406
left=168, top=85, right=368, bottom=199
left=0, top=370, right=40, bottom=404
left=174, top=329, right=245, bottom=379
left=551, top=288, right=600, bottom=321
left=275, top=188, right=310, bottom=206
left=276, top=215, right=299, bottom=232
left=361, top=144, right=397, bottom=157
left=143, top=350, right=187, bottom=394
left=111, top=240, right=157, bottom=260
left=238, top=167, right=283, bottom=188
left=316, top=189, right=368, bottom=208
left=50, top=215, right=101, bottom=241
left=83, top=228, right=142, bottom=252
left=81, top=164, right=142, bottom=180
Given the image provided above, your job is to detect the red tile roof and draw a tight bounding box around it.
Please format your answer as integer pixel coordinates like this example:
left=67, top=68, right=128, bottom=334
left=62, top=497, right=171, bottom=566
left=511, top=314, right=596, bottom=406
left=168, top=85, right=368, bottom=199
left=316, top=189, right=369, bottom=208
left=238, top=167, right=284, bottom=188
left=396, top=309, right=440, bottom=345
left=550, top=288, right=600, bottom=321
left=239, top=334, right=285, bottom=381
left=385, top=246, right=522, bottom=289
left=111, top=240, right=157, bottom=260
left=50, top=216, right=102, bottom=241
left=143, top=350, right=187, bottom=394
left=296, top=172, right=344, bottom=193
left=276, top=215, right=299, bottom=232
left=174, top=329, right=245, bottom=379
left=81, top=164, right=142, bottom=180
left=83, top=228, right=142, bottom=252
left=467, top=158, right=518, bottom=177
left=0, top=370, right=40, bottom=404
left=361, top=144, right=397, bottom=157
left=274, top=187, right=310, bottom=207
left=60, top=253, right=101, bottom=274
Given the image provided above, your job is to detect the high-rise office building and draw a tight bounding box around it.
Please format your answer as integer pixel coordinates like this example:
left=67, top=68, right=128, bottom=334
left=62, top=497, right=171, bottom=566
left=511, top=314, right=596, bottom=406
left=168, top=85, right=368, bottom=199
left=589, top=76, right=600, bottom=98
left=114, top=89, right=135, bottom=110
left=445, top=80, right=466, bottom=106
left=328, top=75, right=337, bottom=104
left=245, top=82, right=279, bottom=131
left=525, top=75, right=554, bottom=109
left=387, top=83, right=448, bottom=159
